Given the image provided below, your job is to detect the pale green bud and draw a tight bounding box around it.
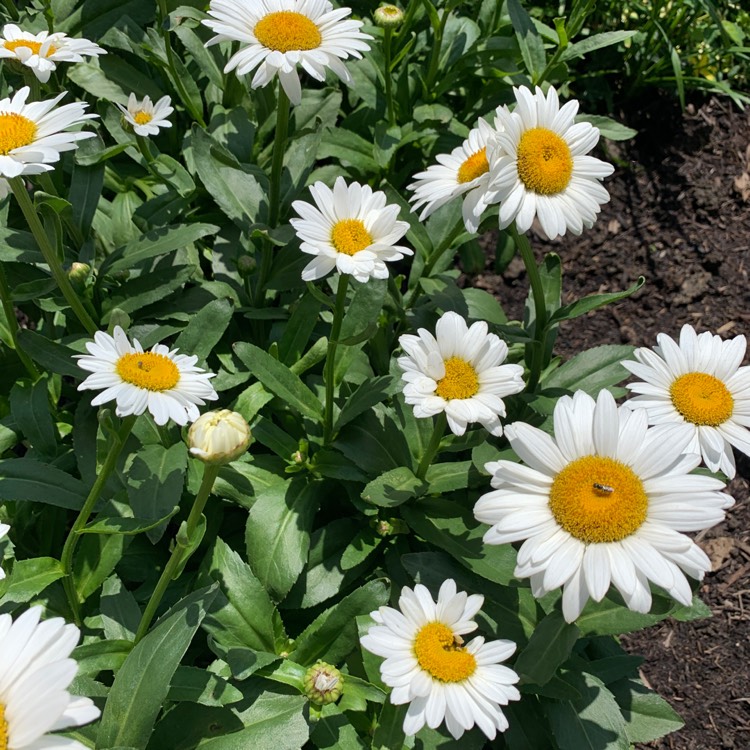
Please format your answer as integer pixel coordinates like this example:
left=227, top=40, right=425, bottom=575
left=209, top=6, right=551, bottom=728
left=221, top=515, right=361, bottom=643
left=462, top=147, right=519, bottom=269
left=188, top=409, right=251, bottom=465
left=374, top=4, right=404, bottom=27
left=303, top=662, right=344, bottom=705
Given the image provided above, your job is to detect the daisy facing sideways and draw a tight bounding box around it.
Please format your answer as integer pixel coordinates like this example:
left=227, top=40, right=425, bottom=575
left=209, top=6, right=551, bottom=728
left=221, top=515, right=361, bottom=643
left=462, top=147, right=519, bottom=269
left=202, top=0, right=372, bottom=105
left=290, top=176, right=412, bottom=282
left=622, top=324, right=750, bottom=479
left=0, top=606, right=100, bottom=749
left=77, top=326, right=218, bottom=426
left=474, top=389, right=734, bottom=622
left=485, top=85, right=614, bottom=239
left=0, top=24, right=105, bottom=83
left=116, top=93, right=173, bottom=137
left=398, top=311, right=525, bottom=436
left=0, top=86, right=96, bottom=179
left=361, top=579, right=520, bottom=741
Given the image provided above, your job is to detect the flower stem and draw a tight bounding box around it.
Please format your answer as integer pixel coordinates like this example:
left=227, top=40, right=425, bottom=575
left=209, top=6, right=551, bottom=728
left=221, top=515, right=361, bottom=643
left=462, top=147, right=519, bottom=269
left=323, top=274, right=350, bottom=444
left=0, top=0, right=19, bottom=20
left=0, top=263, right=40, bottom=380
left=424, top=6, right=450, bottom=95
left=60, top=415, right=136, bottom=624
left=416, top=412, right=446, bottom=480
left=383, top=27, right=396, bottom=126
left=9, top=177, right=98, bottom=336
left=134, top=463, right=221, bottom=643
left=510, top=224, right=547, bottom=392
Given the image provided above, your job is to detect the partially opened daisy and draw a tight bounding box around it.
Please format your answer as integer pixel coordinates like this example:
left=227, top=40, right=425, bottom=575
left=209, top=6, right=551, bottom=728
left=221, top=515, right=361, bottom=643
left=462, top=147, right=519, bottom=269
left=622, top=324, right=750, bottom=479
left=0, top=606, right=100, bottom=749
left=360, top=579, right=520, bottom=741
left=290, top=176, right=412, bottom=282
left=0, top=24, right=105, bottom=83
left=77, top=326, right=218, bottom=426
left=0, top=86, right=96, bottom=179
left=203, top=0, right=372, bottom=105
left=474, top=389, right=734, bottom=622
left=116, top=93, right=173, bottom=137
left=408, top=117, right=497, bottom=233
left=485, top=85, right=614, bottom=239
left=398, top=311, right=524, bottom=436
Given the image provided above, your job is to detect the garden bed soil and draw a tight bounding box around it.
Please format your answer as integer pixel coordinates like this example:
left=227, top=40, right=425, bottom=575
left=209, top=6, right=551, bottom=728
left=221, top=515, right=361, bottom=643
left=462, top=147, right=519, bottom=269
left=468, top=95, right=750, bottom=749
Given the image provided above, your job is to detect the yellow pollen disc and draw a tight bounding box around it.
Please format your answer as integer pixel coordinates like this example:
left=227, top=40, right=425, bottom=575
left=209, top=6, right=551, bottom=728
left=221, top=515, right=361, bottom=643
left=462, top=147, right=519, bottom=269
left=414, top=622, right=476, bottom=683
left=516, top=127, right=573, bottom=195
left=4, top=39, right=56, bottom=56
left=549, top=455, right=648, bottom=543
left=457, top=147, right=489, bottom=184
left=0, top=702, right=7, bottom=750
left=670, top=372, right=734, bottom=426
left=116, top=352, right=180, bottom=392
left=254, top=11, right=322, bottom=52
left=330, top=219, right=372, bottom=256
left=435, top=357, right=479, bottom=400
left=133, top=110, right=153, bottom=125
left=0, top=112, right=37, bottom=155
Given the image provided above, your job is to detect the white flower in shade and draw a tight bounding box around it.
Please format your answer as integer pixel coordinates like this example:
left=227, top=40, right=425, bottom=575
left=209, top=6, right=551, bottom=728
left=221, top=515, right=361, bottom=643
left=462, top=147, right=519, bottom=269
left=408, top=118, right=498, bottom=233
left=116, top=93, right=173, bottom=137
left=203, top=0, right=372, bottom=105
left=622, top=324, right=750, bottom=479
left=485, top=85, right=614, bottom=239
left=0, top=87, right=96, bottom=178
left=0, top=523, right=9, bottom=580
left=76, top=326, right=218, bottom=426
left=398, top=311, right=524, bottom=437
left=188, top=409, right=251, bottom=465
left=290, top=176, right=412, bottom=282
left=360, top=579, right=520, bottom=741
left=0, top=606, right=100, bottom=749
left=0, top=24, right=105, bottom=83
left=474, top=390, right=734, bottom=623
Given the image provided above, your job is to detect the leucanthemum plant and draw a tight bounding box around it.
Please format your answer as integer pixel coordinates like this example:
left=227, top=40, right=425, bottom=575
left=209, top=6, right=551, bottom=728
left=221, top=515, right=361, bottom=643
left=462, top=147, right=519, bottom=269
left=116, top=93, right=173, bottom=137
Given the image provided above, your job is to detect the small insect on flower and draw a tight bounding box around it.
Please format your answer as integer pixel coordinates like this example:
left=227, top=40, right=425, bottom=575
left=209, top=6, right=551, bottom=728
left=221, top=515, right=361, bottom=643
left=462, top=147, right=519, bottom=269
left=592, top=482, right=614, bottom=494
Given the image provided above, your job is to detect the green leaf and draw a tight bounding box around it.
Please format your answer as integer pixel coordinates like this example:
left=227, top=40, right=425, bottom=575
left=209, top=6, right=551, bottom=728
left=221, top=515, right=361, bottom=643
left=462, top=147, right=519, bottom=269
left=462, top=287, right=508, bottom=325
left=245, top=479, right=321, bottom=600
left=609, top=677, right=684, bottom=743
left=577, top=115, right=637, bottom=141
left=0, top=458, right=86, bottom=509
left=507, top=0, right=546, bottom=80
left=425, top=461, right=480, bottom=493
left=174, top=298, right=234, bottom=363
left=278, top=293, right=321, bottom=365
left=514, top=611, right=579, bottom=686
left=339, top=278, right=386, bottom=346
left=371, top=701, right=407, bottom=750
left=549, top=277, right=644, bottom=325
left=69, top=161, right=104, bottom=237
left=10, top=379, right=57, bottom=457
left=233, top=342, right=324, bottom=421
left=318, top=128, right=379, bottom=175
left=334, top=376, right=394, bottom=433
left=101, top=575, right=141, bottom=642
left=167, top=666, right=243, bottom=707
left=74, top=533, right=128, bottom=601
left=543, top=345, right=635, bottom=396
left=73, top=639, right=133, bottom=676
left=80, top=509, right=179, bottom=535
left=576, top=592, right=676, bottom=636
left=0, top=558, right=64, bottom=608
left=560, top=31, right=638, bottom=61
left=361, top=467, right=426, bottom=507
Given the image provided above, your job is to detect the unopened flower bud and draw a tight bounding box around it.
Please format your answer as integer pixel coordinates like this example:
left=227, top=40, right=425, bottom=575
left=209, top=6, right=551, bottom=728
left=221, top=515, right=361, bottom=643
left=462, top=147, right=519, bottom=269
left=374, top=4, right=404, bottom=27
left=188, top=409, right=251, bottom=465
left=303, top=662, right=344, bottom=705
left=68, top=262, right=91, bottom=293
left=237, top=256, right=257, bottom=277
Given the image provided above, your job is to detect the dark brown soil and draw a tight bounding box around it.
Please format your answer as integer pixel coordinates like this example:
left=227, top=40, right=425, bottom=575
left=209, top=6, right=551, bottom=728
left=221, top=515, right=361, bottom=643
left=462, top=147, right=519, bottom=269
left=469, top=96, right=750, bottom=749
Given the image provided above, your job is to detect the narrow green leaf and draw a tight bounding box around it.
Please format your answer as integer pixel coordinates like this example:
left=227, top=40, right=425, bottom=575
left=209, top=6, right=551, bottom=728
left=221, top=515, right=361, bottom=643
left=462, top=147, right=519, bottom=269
left=167, top=666, right=243, bottom=707
left=334, top=376, right=393, bottom=432
left=0, top=458, right=86, bottom=509
left=10, top=379, right=57, bottom=457
left=80, top=509, right=178, bottom=535
left=543, top=345, right=635, bottom=396
left=101, top=575, right=141, bottom=642
left=560, top=31, right=638, bottom=61
left=514, top=611, right=579, bottom=686
left=577, top=115, right=637, bottom=141
left=17, top=330, right=81, bottom=378
left=174, top=298, right=234, bottom=362
left=507, top=0, right=546, bottom=80
left=361, top=467, right=426, bottom=507
left=549, top=277, right=644, bottom=325
left=0, top=558, right=64, bottom=608
left=609, top=677, right=684, bottom=743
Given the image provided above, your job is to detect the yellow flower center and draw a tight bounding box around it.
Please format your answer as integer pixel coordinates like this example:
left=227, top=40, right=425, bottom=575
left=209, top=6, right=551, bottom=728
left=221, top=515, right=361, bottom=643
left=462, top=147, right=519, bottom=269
left=549, top=455, right=648, bottom=543
left=516, top=127, right=573, bottom=195
left=435, top=357, right=479, bottom=400
left=414, top=622, right=476, bottom=683
left=669, top=372, right=734, bottom=426
left=0, top=703, right=7, bottom=750
left=330, top=219, right=372, bottom=256
left=133, top=110, right=152, bottom=125
left=115, top=352, right=180, bottom=392
left=457, top=147, right=489, bottom=184
left=253, top=11, right=322, bottom=52
left=0, top=112, right=37, bottom=155
left=4, top=39, right=57, bottom=56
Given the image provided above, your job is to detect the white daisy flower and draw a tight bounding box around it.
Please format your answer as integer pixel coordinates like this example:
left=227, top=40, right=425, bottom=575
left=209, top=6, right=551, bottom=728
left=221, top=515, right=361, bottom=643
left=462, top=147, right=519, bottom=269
left=622, top=324, right=750, bottom=479
left=407, top=117, right=497, bottom=233
left=116, top=93, right=174, bottom=137
left=76, top=326, right=218, bottom=426
left=485, top=85, right=614, bottom=239
left=202, top=0, right=372, bottom=105
left=0, top=605, right=100, bottom=749
left=290, top=176, right=412, bottom=282
left=360, top=579, right=520, bottom=741
left=0, top=24, right=105, bottom=83
left=0, top=86, right=97, bottom=179
left=398, top=311, right=525, bottom=437
left=474, top=389, right=734, bottom=623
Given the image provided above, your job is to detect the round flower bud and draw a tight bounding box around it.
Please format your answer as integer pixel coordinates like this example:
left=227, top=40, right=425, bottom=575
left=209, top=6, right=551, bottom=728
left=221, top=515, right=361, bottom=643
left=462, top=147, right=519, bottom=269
left=188, top=409, right=251, bottom=465
left=237, top=255, right=257, bottom=277
left=303, top=662, right=344, bottom=705
left=374, top=4, right=404, bottom=27
left=68, top=262, right=91, bottom=293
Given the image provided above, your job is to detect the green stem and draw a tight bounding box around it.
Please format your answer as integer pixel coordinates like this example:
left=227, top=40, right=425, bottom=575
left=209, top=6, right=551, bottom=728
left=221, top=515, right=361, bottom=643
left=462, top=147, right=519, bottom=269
left=0, top=263, right=40, bottom=380
left=9, top=177, right=98, bottom=335
left=416, top=412, right=446, bottom=480
left=134, top=464, right=221, bottom=643
left=60, top=415, right=136, bottom=624
left=383, top=27, right=395, bottom=126
left=425, top=7, right=450, bottom=95
left=510, top=224, right=547, bottom=392
left=323, top=274, right=350, bottom=444
left=0, top=0, right=19, bottom=20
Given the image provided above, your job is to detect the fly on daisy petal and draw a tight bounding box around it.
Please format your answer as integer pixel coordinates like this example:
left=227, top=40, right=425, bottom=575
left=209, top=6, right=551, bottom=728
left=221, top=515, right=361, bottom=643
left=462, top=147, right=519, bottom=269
left=76, top=326, right=218, bottom=426
left=622, top=323, right=750, bottom=479
left=360, top=579, right=520, bottom=741
left=474, top=389, right=734, bottom=623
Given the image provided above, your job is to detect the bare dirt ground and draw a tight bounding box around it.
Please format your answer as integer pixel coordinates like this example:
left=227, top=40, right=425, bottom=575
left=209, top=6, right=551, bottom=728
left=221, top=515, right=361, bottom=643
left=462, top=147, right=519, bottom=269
left=468, top=95, right=750, bottom=749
